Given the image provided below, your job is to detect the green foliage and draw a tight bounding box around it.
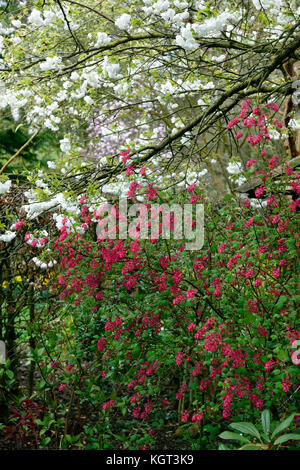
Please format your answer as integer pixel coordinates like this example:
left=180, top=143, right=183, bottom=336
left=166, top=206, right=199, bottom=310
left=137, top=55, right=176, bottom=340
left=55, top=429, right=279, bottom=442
left=219, top=410, right=300, bottom=450
left=0, top=117, right=59, bottom=172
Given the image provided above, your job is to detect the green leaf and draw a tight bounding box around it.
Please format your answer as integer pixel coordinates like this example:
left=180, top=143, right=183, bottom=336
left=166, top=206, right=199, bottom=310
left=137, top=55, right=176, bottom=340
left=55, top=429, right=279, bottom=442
left=42, top=437, right=51, bottom=446
left=261, top=410, right=271, bottom=435
left=6, top=370, right=14, bottom=379
left=219, top=431, right=250, bottom=443
left=273, top=433, right=300, bottom=445
left=218, top=443, right=229, bottom=450
left=276, top=350, right=289, bottom=361
left=271, top=414, right=295, bottom=439
left=238, top=444, right=264, bottom=450
left=229, top=422, right=261, bottom=439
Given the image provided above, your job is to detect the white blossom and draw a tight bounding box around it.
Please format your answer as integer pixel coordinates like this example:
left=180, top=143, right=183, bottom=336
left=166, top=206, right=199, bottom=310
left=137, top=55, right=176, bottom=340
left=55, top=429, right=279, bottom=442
left=192, top=12, right=236, bottom=38
left=12, top=20, right=22, bottom=28
left=153, top=0, right=170, bottom=14
left=288, top=119, right=300, bottom=130
left=115, top=13, right=131, bottom=30
left=95, top=32, right=111, bottom=47
left=47, top=161, right=57, bottom=169
left=35, top=179, right=48, bottom=189
left=174, top=0, right=188, bottom=8
left=227, top=161, right=242, bottom=174
left=252, top=0, right=282, bottom=11
left=269, top=129, right=281, bottom=140
left=70, top=71, right=80, bottom=81
left=0, top=180, right=11, bottom=194
left=28, top=9, right=44, bottom=26
left=84, top=96, right=94, bottom=105
left=175, top=24, right=198, bottom=51
left=59, top=137, right=71, bottom=153
left=11, top=37, right=22, bottom=45
left=40, top=56, right=62, bottom=72
left=102, top=57, right=122, bottom=79
left=0, top=230, right=16, bottom=242
left=22, top=199, right=59, bottom=219
left=161, top=8, right=175, bottom=22
left=43, top=10, right=56, bottom=25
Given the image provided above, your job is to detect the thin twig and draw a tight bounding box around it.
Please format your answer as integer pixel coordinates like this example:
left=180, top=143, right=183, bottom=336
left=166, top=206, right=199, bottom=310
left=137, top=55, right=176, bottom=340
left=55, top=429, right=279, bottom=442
left=0, top=129, right=40, bottom=175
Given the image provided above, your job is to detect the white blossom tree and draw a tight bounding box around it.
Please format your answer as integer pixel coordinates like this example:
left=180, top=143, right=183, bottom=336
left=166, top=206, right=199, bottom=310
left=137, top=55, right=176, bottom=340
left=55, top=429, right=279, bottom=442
left=0, top=0, right=299, bottom=195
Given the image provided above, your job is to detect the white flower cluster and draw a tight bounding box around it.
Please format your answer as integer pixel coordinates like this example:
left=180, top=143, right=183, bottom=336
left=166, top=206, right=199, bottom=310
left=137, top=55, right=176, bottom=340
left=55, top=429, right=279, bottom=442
left=115, top=13, right=131, bottom=30
left=175, top=24, right=198, bottom=51
left=250, top=199, right=267, bottom=209
left=94, top=32, right=111, bottom=47
left=55, top=193, right=80, bottom=215
left=227, top=161, right=242, bottom=175
left=47, top=161, right=57, bottom=169
left=59, top=137, right=71, bottom=153
left=192, top=11, right=237, bottom=38
left=0, top=89, right=29, bottom=121
left=28, top=9, right=56, bottom=27
left=0, top=230, right=16, bottom=243
left=289, top=119, right=300, bottom=130
left=11, top=20, right=22, bottom=28
left=154, top=77, right=214, bottom=99
left=35, top=179, right=48, bottom=189
left=102, top=56, right=122, bottom=80
left=210, top=54, right=226, bottom=63
left=84, top=96, right=94, bottom=105
left=22, top=199, right=60, bottom=220
left=40, top=56, right=62, bottom=72
left=142, top=0, right=189, bottom=24
left=268, top=129, right=281, bottom=140
left=0, top=179, right=11, bottom=195
left=101, top=181, right=131, bottom=197
left=163, top=168, right=208, bottom=187
left=252, top=0, right=282, bottom=12
left=32, top=257, right=57, bottom=269
left=22, top=188, right=82, bottom=221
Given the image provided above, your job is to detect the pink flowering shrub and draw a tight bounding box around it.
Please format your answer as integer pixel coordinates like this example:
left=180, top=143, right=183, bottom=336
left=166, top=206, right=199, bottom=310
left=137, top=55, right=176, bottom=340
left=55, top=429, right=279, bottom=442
left=1, top=100, right=299, bottom=450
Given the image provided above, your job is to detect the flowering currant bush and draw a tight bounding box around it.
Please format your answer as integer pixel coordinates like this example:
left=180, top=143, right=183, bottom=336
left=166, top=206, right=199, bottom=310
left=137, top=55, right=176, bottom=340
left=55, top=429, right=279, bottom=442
left=0, top=100, right=299, bottom=450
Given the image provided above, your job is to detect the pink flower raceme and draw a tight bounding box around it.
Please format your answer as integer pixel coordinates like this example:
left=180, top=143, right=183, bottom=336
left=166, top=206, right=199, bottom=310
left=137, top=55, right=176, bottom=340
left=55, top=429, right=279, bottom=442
left=187, top=183, right=196, bottom=192
left=120, top=148, right=131, bottom=163
left=254, top=278, right=262, bottom=287
left=268, top=156, right=279, bottom=170
left=192, top=413, right=203, bottom=422
left=145, top=183, right=158, bottom=201
left=181, top=410, right=190, bottom=423
left=257, top=326, right=267, bottom=337
left=281, top=376, right=292, bottom=393
left=14, top=220, right=24, bottom=231
left=255, top=186, right=266, bottom=198
left=97, top=338, right=107, bottom=352
left=226, top=117, right=240, bottom=129
left=264, top=359, right=276, bottom=371
left=102, top=400, right=116, bottom=410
